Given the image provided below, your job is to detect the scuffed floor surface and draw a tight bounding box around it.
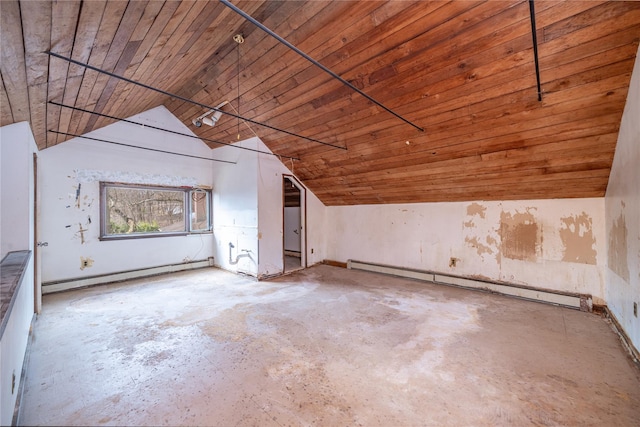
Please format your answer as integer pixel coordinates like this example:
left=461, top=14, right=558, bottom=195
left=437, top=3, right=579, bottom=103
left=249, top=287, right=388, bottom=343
left=20, top=265, right=640, bottom=426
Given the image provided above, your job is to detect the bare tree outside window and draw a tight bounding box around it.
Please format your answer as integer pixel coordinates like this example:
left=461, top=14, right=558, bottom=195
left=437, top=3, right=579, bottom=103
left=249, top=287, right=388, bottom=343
left=101, top=183, right=211, bottom=239
left=190, top=190, right=210, bottom=232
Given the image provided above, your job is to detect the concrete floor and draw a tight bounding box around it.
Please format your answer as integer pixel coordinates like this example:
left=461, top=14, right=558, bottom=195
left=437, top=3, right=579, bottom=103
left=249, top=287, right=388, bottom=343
left=19, top=265, right=640, bottom=426
left=284, top=255, right=302, bottom=273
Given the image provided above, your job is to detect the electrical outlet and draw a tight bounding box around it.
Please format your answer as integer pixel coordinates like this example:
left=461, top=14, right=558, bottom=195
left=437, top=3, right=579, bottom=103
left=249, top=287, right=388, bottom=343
left=311, top=248, right=314, bottom=254
left=634, top=302, right=638, bottom=318
left=449, top=257, right=458, bottom=268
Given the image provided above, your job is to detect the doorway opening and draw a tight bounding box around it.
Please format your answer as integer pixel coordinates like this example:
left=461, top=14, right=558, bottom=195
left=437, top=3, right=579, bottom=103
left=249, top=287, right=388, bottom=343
left=283, top=176, right=305, bottom=273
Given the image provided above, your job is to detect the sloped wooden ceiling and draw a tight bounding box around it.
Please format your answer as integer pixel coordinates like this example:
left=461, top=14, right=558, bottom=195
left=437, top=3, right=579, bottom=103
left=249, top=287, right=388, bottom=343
left=1, top=1, right=638, bottom=205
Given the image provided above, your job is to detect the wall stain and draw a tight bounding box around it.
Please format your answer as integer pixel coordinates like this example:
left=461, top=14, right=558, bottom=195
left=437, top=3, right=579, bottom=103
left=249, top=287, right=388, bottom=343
left=559, top=212, right=597, bottom=265
left=466, top=202, right=486, bottom=219
left=77, top=223, right=88, bottom=244
left=464, top=202, right=499, bottom=260
left=464, top=236, right=495, bottom=257
left=608, top=212, right=629, bottom=282
left=75, top=183, right=81, bottom=208
left=500, top=210, right=539, bottom=262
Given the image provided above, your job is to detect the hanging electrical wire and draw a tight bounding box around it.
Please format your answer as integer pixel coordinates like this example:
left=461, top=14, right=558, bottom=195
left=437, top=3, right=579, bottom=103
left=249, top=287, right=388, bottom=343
left=48, top=130, right=237, bottom=164
left=49, top=101, right=300, bottom=160
left=45, top=51, right=347, bottom=150
left=236, top=33, right=242, bottom=140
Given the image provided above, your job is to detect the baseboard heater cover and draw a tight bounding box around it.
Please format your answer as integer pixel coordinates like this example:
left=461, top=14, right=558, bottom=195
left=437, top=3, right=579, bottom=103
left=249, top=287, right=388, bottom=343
left=347, top=260, right=591, bottom=311
left=42, top=258, right=215, bottom=294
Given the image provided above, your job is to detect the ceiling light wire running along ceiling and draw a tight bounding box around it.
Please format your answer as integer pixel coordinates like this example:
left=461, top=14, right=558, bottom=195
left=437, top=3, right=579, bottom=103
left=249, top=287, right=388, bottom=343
left=48, top=130, right=237, bottom=164
left=45, top=51, right=347, bottom=151
left=219, top=0, right=424, bottom=133
left=49, top=101, right=300, bottom=160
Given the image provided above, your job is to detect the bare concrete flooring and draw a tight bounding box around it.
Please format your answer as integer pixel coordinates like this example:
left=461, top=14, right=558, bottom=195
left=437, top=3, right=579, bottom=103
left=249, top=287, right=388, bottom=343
left=19, top=265, right=640, bottom=426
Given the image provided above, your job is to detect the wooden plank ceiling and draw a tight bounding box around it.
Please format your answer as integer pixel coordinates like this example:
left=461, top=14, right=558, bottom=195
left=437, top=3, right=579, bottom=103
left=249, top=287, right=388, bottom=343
left=1, top=1, right=638, bottom=205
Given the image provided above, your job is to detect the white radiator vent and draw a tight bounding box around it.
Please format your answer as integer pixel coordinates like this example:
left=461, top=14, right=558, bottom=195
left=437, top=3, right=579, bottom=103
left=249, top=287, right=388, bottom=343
left=42, top=259, right=214, bottom=294
left=347, top=260, right=591, bottom=311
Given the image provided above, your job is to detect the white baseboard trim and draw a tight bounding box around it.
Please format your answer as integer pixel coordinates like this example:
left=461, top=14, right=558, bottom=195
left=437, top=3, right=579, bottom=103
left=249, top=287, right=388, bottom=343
left=603, top=307, right=640, bottom=366
left=42, top=258, right=215, bottom=294
left=347, top=259, right=591, bottom=311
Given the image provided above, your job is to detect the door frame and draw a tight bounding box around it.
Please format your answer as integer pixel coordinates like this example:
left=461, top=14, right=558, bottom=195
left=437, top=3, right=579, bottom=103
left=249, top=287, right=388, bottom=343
left=33, top=152, right=41, bottom=313
left=282, top=174, right=306, bottom=272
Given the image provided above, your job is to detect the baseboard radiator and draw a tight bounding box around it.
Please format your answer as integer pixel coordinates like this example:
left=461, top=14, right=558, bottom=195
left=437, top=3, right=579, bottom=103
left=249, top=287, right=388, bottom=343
left=347, top=260, right=592, bottom=311
left=42, top=258, right=215, bottom=294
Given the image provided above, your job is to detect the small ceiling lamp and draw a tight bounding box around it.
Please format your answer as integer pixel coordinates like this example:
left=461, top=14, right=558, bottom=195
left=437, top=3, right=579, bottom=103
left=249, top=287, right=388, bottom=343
left=192, top=101, right=229, bottom=127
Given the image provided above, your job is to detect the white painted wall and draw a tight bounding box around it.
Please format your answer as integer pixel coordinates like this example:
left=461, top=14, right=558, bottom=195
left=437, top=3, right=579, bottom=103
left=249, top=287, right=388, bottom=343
left=211, top=138, right=259, bottom=276
left=0, top=121, right=37, bottom=425
left=605, top=44, right=640, bottom=352
left=211, top=136, right=327, bottom=278
left=256, top=142, right=326, bottom=277
left=257, top=143, right=292, bottom=278
left=306, top=190, right=327, bottom=266
left=326, top=198, right=606, bottom=301
left=38, top=106, right=215, bottom=283
left=1, top=122, right=37, bottom=258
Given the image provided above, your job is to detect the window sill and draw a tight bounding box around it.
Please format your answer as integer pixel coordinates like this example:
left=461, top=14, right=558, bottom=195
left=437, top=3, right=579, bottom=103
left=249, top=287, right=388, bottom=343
left=99, top=231, right=213, bottom=241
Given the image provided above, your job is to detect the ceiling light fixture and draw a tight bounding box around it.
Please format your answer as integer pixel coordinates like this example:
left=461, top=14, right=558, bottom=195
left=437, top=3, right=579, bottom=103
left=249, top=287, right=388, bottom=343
left=192, top=101, right=229, bottom=127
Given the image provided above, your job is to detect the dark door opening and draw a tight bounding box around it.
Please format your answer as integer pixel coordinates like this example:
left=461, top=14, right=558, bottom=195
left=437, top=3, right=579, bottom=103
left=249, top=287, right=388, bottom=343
left=283, top=176, right=304, bottom=273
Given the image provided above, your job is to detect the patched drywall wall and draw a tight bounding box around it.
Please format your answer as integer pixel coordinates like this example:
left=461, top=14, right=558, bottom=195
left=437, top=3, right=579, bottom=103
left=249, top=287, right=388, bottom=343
left=608, top=210, right=630, bottom=283
left=326, top=198, right=606, bottom=300
left=500, top=209, right=540, bottom=262
left=38, top=106, right=216, bottom=284
left=560, top=212, right=597, bottom=265
left=605, top=44, right=640, bottom=353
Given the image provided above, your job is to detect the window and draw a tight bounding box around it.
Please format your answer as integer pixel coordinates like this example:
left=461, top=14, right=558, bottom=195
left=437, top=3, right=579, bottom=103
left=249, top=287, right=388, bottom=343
left=100, top=183, right=211, bottom=239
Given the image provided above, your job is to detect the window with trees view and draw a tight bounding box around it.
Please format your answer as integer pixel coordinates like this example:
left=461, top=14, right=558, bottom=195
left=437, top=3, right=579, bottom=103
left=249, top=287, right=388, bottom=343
left=100, top=183, right=211, bottom=239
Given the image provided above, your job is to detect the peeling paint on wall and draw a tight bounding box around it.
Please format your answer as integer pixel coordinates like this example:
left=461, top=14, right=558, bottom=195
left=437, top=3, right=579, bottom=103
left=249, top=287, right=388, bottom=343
left=464, top=236, right=495, bottom=257
left=463, top=202, right=499, bottom=262
left=500, top=210, right=539, bottom=262
left=559, top=212, right=597, bottom=265
left=608, top=212, right=629, bottom=282
left=73, top=169, right=197, bottom=187
left=466, top=202, right=486, bottom=219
